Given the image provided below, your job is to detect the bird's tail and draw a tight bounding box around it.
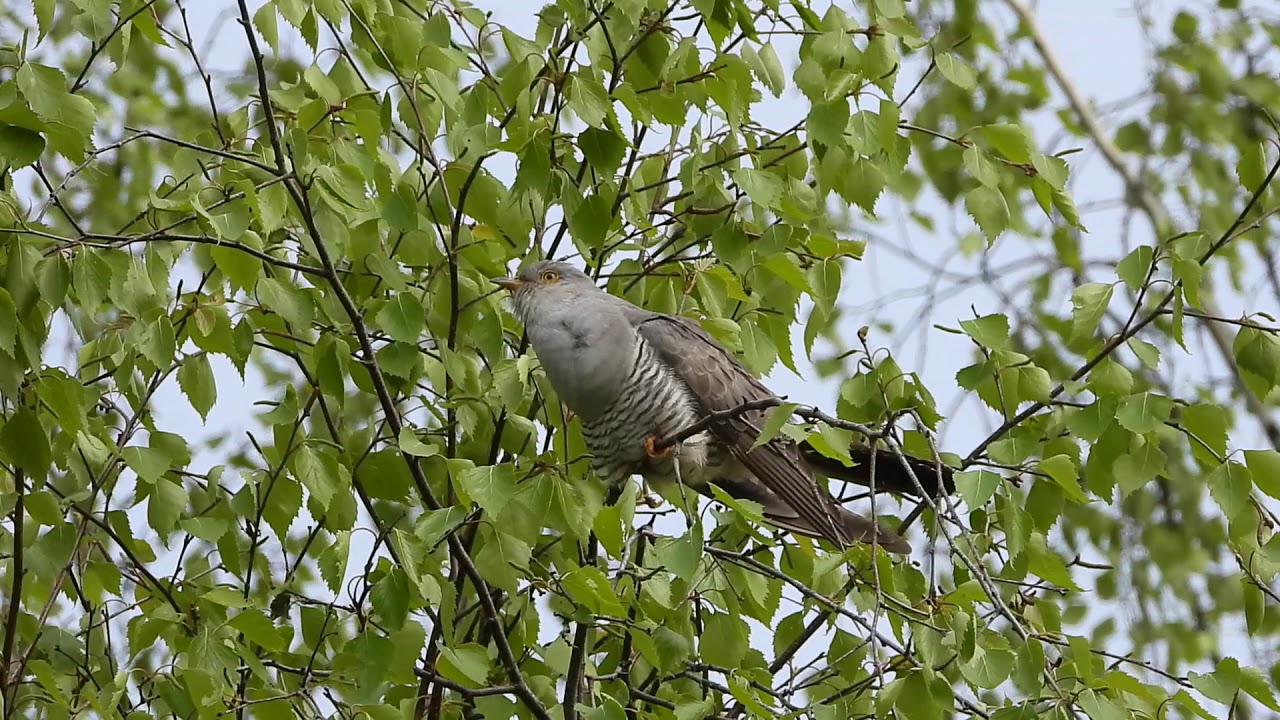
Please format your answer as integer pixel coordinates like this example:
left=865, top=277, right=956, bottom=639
left=803, top=442, right=954, bottom=498
left=764, top=505, right=911, bottom=554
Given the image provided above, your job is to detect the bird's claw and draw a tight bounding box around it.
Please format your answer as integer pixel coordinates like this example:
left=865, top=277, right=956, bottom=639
left=643, top=435, right=673, bottom=459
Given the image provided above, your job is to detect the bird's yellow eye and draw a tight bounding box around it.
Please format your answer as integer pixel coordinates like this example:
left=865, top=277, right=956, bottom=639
left=539, top=270, right=559, bottom=283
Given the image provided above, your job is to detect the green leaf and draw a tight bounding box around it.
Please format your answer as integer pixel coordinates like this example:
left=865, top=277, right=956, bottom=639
left=935, top=53, right=976, bottom=90
left=959, top=313, right=1009, bottom=350
left=733, top=168, right=784, bottom=209
left=661, top=521, right=704, bottom=583
left=1126, top=338, right=1160, bottom=368
left=964, top=186, right=1009, bottom=242
left=397, top=427, right=440, bottom=457
left=959, top=633, right=1015, bottom=689
left=1026, top=532, right=1080, bottom=590
left=256, top=277, right=314, bottom=328
left=291, top=445, right=338, bottom=511
left=561, top=566, right=625, bottom=617
left=963, top=146, right=1001, bottom=188
left=230, top=610, right=286, bottom=652
left=0, top=289, right=17, bottom=358
left=1235, top=326, right=1280, bottom=390
left=1237, top=140, right=1266, bottom=191
left=1069, top=283, right=1114, bottom=345
left=437, top=644, right=491, bottom=688
left=744, top=41, right=785, bottom=96
left=1208, top=461, right=1252, bottom=522
left=177, top=354, right=217, bottom=421
left=0, top=126, right=45, bottom=168
left=579, top=126, right=627, bottom=174
left=455, top=463, right=517, bottom=517
left=473, top=523, right=531, bottom=593
left=1036, top=455, right=1087, bottom=502
left=1116, top=245, right=1154, bottom=292
left=371, top=568, right=411, bottom=629
left=1189, top=658, right=1240, bottom=705
left=376, top=294, right=425, bottom=344
left=1087, top=358, right=1133, bottom=397
left=750, top=403, right=797, bottom=451
left=1114, top=439, right=1166, bottom=497
left=1183, top=403, right=1228, bottom=467
left=1115, top=392, right=1173, bottom=435
left=567, top=74, right=614, bottom=129
left=955, top=469, right=1001, bottom=508
left=981, top=123, right=1033, bottom=163
left=122, top=446, right=169, bottom=484
left=738, top=318, right=777, bottom=375
left=807, top=98, right=849, bottom=148
left=1246, top=450, right=1280, bottom=501
left=262, top=474, right=302, bottom=541
left=1076, top=689, right=1129, bottom=720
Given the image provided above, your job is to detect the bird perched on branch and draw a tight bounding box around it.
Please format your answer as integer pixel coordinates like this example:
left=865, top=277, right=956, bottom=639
left=494, top=260, right=943, bottom=554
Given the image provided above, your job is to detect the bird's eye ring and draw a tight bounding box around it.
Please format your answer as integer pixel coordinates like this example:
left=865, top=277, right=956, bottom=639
left=540, top=270, right=559, bottom=283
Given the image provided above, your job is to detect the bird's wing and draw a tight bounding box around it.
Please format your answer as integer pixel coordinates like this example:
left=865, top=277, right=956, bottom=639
left=633, top=312, right=849, bottom=546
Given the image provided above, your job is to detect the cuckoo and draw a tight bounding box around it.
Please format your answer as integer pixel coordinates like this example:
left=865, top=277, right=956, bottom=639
left=494, top=261, right=945, bottom=554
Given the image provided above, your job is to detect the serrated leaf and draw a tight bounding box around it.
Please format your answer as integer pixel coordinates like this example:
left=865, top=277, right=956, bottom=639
left=567, top=74, right=614, bottom=128
left=292, top=445, right=336, bottom=511
left=122, top=446, right=169, bottom=484
left=733, top=168, right=784, bottom=209
left=1246, top=449, right=1280, bottom=500
left=964, top=186, right=1009, bottom=242
left=256, top=277, right=314, bottom=328
left=397, top=427, right=440, bottom=457
left=959, top=313, right=1009, bottom=350
left=455, top=463, right=516, bottom=517
left=376, top=294, right=425, bottom=344
left=1070, top=283, right=1114, bottom=344
left=1208, top=461, right=1252, bottom=521
left=807, top=98, right=849, bottom=148
left=1036, top=455, right=1087, bottom=502
left=1026, top=532, right=1080, bottom=590
left=963, top=146, right=1001, bottom=188
left=750, top=403, right=797, bottom=451
left=935, top=53, right=976, bottom=90
left=981, top=123, right=1032, bottom=163
left=1116, top=245, right=1154, bottom=292
left=177, top=354, right=217, bottom=421
left=1115, top=392, right=1173, bottom=435
left=955, top=469, right=1001, bottom=508
left=438, top=644, right=491, bottom=688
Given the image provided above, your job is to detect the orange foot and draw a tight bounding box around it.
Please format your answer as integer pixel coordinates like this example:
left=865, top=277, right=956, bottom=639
left=644, top=435, right=673, bottom=459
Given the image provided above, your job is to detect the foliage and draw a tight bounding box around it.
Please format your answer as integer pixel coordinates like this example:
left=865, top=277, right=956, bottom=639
left=1, top=0, right=1280, bottom=718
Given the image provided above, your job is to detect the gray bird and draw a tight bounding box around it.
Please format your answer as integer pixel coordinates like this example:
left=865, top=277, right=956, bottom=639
left=493, top=260, right=912, bottom=554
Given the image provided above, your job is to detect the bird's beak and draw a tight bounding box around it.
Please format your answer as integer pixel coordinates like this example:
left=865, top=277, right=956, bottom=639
left=491, top=277, right=524, bottom=291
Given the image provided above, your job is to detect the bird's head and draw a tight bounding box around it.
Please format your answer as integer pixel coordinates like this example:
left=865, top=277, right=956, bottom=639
left=491, top=260, right=598, bottom=324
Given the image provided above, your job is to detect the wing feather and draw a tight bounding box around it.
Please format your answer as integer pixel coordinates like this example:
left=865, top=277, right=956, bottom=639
left=633, top=313, right=849, bottom=546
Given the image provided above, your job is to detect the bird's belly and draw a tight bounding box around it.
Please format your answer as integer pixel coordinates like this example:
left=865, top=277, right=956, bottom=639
left=579, top=376, right=715, bottom=484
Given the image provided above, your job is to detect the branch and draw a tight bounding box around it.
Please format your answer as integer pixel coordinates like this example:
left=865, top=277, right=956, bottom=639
left=0, top=470, right=25, bottom=709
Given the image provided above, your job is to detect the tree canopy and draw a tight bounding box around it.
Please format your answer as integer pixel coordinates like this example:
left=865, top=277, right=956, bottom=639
left=2, top=0, right=1280, bottom=718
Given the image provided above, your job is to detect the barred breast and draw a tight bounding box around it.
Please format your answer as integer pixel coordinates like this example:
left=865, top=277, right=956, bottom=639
left=579, top=333, right=716, bottom=486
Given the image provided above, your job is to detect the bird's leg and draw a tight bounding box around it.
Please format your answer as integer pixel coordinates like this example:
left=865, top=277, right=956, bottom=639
left=640, top=479, right=663, bottom=508
left=669, top=450, right=696, bottom=531
left=643, top=435, right=673, bottom=459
